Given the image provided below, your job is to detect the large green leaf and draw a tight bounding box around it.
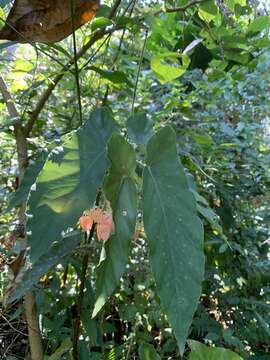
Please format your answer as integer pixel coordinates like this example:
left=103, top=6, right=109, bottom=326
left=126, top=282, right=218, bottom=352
left=142, top=127, right=204, bottom=355
left=127, top=112, right=154, bottom=147
left=27, top=107, right=118, bottom=262
left=188, top=340, right=243, bottom=360
left=92, top=134, right=137, bottom=317
left=7, top=232, right=81, bottom=303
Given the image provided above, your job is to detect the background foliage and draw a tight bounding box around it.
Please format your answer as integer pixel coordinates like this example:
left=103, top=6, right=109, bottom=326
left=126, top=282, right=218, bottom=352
left=0, top=0, right=270, bottom=359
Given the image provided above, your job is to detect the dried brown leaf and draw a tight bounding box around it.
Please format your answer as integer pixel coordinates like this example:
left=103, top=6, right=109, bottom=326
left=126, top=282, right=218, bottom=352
left=0, top=0, right=100, bottom=43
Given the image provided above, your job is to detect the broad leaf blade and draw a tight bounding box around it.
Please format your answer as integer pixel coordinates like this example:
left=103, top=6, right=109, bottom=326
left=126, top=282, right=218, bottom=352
left=92, top=135, right=137, bottom=317
left=142, top=127, right=204, bottom=355
left=28, top=107, right=118, bottom=262
left=127, top=112, right=154, bottom=147
left=188, top=340, right=243, bottom=360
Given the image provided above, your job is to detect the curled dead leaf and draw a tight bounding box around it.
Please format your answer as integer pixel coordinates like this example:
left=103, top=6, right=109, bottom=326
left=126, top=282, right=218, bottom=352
left=0, top=0, right=100, bottom=43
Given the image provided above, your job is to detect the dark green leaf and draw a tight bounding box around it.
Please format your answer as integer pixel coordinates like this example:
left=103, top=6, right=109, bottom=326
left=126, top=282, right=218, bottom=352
left=28, top=107, right=118, bottom=262
left=127, top=112, right=154, bottom=146
left=92, top=134, right=137, bottom=317
left=89, top=66, right=131, bottom=85
left=142, top=127, right=204, bottom=355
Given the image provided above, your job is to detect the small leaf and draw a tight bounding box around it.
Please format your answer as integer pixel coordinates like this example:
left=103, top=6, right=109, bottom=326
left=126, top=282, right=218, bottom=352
left=198, top=0, right=219, bottom=23
left=188, top=340, right=243, bottom=360
left=248, top=16, right=270, bottom=35
left=127, top=112, right=154, bottom=147
left=92, top=135, right=137, bottom=317
left=151, top=52, right=190, bottom=84
left=89, top=66, right=131, bottom=85
left=91, top=17, right=113, bottom=31
left=142, top=127, right=204, bottom=355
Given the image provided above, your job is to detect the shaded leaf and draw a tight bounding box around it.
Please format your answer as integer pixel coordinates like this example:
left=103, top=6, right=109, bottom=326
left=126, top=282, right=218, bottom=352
left=47, top=338, right=72, bottom=360
left=92, top=134, right=137, bottom=317
left=142, top=127, right=204, bottom=355
left=127, top=112, right=154, bottom=147
left=89, top=66, right=131, bottom=85
left=248, top=16, right=270, bottom=35
left=188, top=340, right=243, bottom=360
left=27, top=107, right=118, bottom=262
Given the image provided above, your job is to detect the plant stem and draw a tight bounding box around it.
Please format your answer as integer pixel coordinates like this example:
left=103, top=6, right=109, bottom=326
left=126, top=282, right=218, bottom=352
left=72, top=191, right=101, bottom=359
left=0, top=74, right=43, bottom=360
left=131, top=29, right=148, bottom=114
left=69, top=0, right=83, bottom=125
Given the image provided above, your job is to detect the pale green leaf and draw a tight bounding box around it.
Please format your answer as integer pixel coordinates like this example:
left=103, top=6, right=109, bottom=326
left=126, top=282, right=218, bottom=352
left=248, top=16, right=270, bottom=34
left=151, top=52, right=190, bottom=84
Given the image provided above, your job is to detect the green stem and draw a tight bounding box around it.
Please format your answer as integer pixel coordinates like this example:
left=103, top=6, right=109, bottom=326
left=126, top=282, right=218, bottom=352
left=131, top=29, right=148, bottom=114
left=69, top=0, right=83, bottom=125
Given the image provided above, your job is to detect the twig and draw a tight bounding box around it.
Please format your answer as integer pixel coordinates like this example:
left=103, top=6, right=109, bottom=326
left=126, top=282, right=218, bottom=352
left=131, top=29, right=148, bottom=113
left=154, top=0, right=205, bottom=16
left=70, top=0, right=83, bottom=125
left=0, top=312, right=28, bottom=337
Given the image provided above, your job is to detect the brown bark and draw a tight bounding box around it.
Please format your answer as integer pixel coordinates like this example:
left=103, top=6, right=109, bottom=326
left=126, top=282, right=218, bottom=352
left=0, top=74, right=44, bottom=360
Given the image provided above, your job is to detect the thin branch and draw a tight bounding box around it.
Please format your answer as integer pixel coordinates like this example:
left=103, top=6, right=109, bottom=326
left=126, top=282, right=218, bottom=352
left=154, top=0, right=205, bottom=16
left=70, top=0, right=83, bottom=125
left=131, top=29, right=148, bottom=113
left=0, top=74, right=44, bottom=360
left=0, top=74, right=27, bottom=177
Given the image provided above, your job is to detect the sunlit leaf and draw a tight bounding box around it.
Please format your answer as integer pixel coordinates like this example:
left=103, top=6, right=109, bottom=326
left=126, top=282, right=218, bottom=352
left=27, top=107, right=118, bottom=262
